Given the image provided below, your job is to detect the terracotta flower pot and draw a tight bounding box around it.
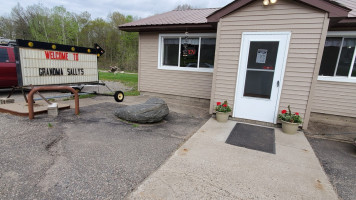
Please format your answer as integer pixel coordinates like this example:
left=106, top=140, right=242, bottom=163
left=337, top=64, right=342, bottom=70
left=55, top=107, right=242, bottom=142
left=281, top=121, right=299, bottom=134
left=216, top=112, right=230, bottom=123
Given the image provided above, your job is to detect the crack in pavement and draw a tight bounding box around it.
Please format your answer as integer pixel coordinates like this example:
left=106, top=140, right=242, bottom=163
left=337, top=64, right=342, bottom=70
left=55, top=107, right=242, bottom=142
left=35, top=123, right=68, bottom=193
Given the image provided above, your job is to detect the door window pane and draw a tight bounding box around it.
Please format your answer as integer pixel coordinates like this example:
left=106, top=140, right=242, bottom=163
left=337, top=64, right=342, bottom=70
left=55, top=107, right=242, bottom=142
left=163, top=38, right=179, bottom=66
left=247, top=42, right=279, bottom=70
left=0, top=48, right=9, bottom=62
left=199, top=38, right=215, bottom=68
left=319, top=37, right=342, bottom=76
left=244, top=71, right=274, bottom=99
left=336, top=38, right=356, bottom=76
left=180, top=38, right=199, bottom=68
left=244, top=41, right=279, bottom=99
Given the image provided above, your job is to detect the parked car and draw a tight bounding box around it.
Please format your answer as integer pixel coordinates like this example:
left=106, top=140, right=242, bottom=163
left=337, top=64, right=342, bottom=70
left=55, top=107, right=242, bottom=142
left=0, top=46, right=17, bottom=88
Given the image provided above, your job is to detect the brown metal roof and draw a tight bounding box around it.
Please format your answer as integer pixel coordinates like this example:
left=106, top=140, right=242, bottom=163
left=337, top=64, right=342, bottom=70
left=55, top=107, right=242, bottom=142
left=119, top=0, right=355, bottom=32
left=119, top=8, right=219, bottom=28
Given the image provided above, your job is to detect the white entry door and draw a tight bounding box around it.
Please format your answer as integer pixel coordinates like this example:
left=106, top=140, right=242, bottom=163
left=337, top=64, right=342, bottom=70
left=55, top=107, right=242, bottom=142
left=233, top=32, right=291, bottom=123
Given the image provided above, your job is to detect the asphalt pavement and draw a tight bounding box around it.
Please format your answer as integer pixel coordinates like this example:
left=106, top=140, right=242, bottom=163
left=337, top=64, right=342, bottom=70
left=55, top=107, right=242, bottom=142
left=307, top=137, right=356, bottom=200
left=0, top=102, right=210, bottom=199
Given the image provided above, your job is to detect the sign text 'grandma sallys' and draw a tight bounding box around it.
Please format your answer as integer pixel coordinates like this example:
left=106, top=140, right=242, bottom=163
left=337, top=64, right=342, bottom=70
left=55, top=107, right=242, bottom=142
left=17, top=48, right=99, bottom=86
left=39, top=51, right=83, bottom=76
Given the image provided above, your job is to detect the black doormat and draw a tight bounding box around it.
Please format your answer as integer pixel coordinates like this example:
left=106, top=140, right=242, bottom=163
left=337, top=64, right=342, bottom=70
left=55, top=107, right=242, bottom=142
left=226, top=123, right=275, bottom=154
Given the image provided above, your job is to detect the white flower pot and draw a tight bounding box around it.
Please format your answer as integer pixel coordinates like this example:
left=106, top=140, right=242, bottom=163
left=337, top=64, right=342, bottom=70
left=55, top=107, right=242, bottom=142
left=216, top=112, right=230, bottom=123
left=281, top=121, right=299, bottom=134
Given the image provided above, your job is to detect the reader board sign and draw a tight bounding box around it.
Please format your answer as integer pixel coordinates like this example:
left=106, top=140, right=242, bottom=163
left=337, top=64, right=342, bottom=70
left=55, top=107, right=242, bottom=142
left=15, top=39, right=104, bottom=87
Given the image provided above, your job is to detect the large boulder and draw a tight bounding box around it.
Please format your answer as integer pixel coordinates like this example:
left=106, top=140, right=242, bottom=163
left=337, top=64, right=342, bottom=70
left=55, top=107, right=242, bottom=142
left=114, top=98, right=169, bottom=123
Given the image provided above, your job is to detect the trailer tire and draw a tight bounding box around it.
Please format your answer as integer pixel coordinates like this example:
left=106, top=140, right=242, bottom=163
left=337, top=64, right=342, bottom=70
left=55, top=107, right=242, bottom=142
left=114, top=91, right=124, bottom=102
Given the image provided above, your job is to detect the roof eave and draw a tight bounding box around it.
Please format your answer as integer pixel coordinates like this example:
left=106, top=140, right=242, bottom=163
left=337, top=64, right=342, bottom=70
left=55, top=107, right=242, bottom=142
left=207, top=0, right=252, bottom=23
left=118, top=23, right=217, bottom=32
left=207, top=0, right=351, bottom=23
left=329, top=17, right=356, bottom=31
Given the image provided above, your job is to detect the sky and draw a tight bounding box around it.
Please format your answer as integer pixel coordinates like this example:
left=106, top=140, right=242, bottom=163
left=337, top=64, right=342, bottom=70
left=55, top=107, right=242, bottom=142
left=0, top=0, right=233, bottom=19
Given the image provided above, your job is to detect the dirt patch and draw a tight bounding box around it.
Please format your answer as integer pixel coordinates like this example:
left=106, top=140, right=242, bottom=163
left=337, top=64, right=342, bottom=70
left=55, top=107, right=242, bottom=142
left=314, top=179, right=324, bottom=190
left=305, top=113, right=356, bottom=143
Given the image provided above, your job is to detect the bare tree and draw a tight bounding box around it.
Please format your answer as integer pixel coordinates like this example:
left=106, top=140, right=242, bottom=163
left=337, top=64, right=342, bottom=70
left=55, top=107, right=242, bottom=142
left=11, top=3, right=31, bottom=39
left=174, top=4, right=193, bottom=11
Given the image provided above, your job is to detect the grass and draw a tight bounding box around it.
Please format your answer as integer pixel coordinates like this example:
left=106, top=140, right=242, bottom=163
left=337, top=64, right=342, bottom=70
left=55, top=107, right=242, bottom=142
left=61, top=72, right=139, bottom=101
left=99, top=71, right=139, bottom=96
left=79, top=94, right=97, bottom=99
left=63, top=93, right=97, bottom=101
left=124, top=90, right=140, bottom=96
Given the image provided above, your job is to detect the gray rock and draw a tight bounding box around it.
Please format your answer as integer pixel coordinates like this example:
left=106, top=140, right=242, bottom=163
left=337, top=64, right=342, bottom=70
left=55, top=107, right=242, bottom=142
left=114, top=98, right=169, bottom=123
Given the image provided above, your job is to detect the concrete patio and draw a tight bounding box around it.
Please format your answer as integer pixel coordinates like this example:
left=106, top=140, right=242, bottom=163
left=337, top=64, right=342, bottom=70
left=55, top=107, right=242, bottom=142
left=128, top=118, right=338, bottom=200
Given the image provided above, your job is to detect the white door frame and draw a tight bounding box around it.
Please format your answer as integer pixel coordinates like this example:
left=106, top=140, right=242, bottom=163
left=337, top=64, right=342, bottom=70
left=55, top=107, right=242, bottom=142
left=233, top=32, right=291, bottom=124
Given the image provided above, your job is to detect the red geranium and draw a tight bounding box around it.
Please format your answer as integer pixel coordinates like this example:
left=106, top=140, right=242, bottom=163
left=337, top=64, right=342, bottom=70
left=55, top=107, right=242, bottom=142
left=278, top=105, right=302, bottom=124
left=215, top=100, right=231, bottom=113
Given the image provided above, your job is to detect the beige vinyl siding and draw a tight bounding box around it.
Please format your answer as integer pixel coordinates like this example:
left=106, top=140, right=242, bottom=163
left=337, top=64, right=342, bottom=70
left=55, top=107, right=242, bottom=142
left=211, top=0, right=328, bottom=126
left=312, top=80, right=356, bottom=118
left=138, top=32, right=213, bottom=99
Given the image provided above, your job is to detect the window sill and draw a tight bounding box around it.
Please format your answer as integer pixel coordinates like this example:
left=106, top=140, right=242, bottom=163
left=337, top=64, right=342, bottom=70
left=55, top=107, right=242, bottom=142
left=317, top=76, right=356, bottom=83
left=158, top=66, right=214, bottom=73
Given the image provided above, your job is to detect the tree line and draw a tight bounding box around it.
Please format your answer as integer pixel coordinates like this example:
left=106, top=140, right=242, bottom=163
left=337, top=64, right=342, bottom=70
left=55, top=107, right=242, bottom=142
left=0, top=3, right=139, bottom=72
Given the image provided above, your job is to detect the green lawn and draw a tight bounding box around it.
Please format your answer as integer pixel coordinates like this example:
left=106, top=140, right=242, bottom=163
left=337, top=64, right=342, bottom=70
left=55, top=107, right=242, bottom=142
left=99, top=72, right=139, bottom=96
left=63, top=93, right=97, bottom=101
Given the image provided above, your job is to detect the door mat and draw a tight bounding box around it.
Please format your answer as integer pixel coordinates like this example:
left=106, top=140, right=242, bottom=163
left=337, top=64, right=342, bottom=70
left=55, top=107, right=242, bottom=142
left=226, top=123, right=275, bottom=154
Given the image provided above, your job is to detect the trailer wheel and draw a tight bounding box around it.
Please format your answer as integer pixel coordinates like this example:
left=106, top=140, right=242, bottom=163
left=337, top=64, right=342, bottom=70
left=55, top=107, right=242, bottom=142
left=114, top=91, right=124, bottom=102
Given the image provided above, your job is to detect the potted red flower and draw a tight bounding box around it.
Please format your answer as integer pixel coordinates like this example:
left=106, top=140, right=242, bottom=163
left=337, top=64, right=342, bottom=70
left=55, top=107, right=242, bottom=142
left=215, top=100, right=231, bottom=122
left=278, top=105, right=303, bottom=134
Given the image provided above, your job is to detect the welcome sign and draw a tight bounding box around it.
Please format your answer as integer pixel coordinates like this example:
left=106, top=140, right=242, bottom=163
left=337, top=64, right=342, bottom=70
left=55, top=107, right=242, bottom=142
left=15, top=39, right=104, bottom=87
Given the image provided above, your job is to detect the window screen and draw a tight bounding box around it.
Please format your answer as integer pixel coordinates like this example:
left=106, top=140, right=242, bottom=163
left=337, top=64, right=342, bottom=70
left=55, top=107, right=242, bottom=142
left=162, top=38, right=179, bottom=66
left=336, top=38, right=356, bottom=76
left=180, top=38, right=199, bottom=68
left=199, top=38, right=216, bottom=68
left=319, top=37, right=342, bottom=76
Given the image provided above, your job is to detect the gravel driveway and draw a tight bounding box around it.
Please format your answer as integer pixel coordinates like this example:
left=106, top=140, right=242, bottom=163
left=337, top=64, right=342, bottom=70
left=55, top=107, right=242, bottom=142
left=0, top=102, right=210, bottom=199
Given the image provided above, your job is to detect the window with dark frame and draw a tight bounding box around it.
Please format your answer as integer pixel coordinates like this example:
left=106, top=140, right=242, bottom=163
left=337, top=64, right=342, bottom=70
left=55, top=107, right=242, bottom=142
left=160, top=36, right=216, bottom=70
left=319, top=37, right=356, bottom=78
left=0, top=48, right=9, bottom=63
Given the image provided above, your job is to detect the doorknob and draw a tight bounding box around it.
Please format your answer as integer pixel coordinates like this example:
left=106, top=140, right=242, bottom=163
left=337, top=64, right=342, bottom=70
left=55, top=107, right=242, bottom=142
left=277, top=81, right=280, bottom=87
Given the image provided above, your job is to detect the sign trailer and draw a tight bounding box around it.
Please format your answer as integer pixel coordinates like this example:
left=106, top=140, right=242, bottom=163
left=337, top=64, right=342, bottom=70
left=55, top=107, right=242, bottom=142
left=14, top=39, right=124, bottom=102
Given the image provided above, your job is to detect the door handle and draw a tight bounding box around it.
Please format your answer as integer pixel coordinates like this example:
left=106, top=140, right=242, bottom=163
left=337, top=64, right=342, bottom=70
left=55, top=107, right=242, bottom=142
left=277, top=81, right=280, bottom=87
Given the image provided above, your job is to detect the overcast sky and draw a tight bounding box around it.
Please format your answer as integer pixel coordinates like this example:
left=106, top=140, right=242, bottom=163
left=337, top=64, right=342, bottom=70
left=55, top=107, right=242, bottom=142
left=0, top=0, right=233, bottom=19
